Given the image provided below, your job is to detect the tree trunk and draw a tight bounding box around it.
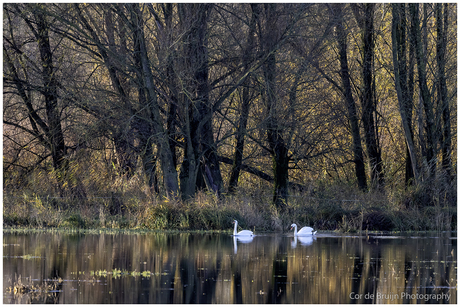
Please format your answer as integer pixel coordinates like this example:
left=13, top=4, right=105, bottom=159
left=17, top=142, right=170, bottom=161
left=29, top=7, right=70, bottom=196
left=194, top=4, right=223, bottom=195
left=391, top=4, right=419, bottom=183
left=154, top=3, right=179, bottom=171
left=177, top=4, right=222, bottom=200
left=261, top=3, right=289, bottom=210
left=360, top=3, right=384, bottom=188
left=113, top=136, right=136, bottom=178
left=130, top=9, right=160, bottom=192
left=405, top=7, right=416, bottom=186
left=4, top=6, right=69, bottom=190
left=228, top=4, right=260, bottom=193
left=36, top=11, right=67, bottom=174
left=130, top=3, right=179, bottom=199
left=180, top=101, right=199, bottom=200
left=105, top=8, right=136, bottom=179
left=436, top=3, right=452, bottom=183
left=333, top=4, right=367, bottom=191
left=409, top=3, right=436, bottom=179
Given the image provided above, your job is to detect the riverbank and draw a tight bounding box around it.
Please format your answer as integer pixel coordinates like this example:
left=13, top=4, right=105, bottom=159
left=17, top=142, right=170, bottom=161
left=3, top=183, right=456, bottom=232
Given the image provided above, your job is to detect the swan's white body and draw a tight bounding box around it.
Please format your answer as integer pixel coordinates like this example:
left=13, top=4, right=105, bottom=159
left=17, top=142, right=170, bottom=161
left=290, top=223, right=317, bottom=236
left=233, top=220, right=253, bottom=236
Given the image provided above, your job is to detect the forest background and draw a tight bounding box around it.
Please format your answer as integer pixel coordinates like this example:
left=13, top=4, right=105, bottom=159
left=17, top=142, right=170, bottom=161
left=3, top=3, right=457, bottom=232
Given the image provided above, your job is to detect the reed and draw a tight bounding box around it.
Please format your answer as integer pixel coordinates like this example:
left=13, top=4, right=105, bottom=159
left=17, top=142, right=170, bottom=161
left=5, top=274, right=62, bottom=304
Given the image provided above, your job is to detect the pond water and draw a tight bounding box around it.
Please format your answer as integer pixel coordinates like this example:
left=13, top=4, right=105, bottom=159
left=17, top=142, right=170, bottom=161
left=3, top=230, right=457, bottom=304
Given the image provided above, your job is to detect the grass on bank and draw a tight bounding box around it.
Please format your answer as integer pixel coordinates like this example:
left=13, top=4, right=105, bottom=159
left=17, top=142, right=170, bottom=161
left=3, top=179, right=456, bottom=233
left=4, top=145, right=456, bottom=232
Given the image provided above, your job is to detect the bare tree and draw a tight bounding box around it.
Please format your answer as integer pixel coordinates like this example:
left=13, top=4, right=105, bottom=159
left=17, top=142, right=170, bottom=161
left=330, top=4, right=367, bottom=190
left=409, top=4, right=437, bottom=179
left=4, top=4, right=68, bottom=191
left=435, top=3, right=453, bottom=183
left=391, top=3, right=420, bottom=184
left=352, top=3, right=384, bottom=188
left=228, top=4, right=260, bottom=194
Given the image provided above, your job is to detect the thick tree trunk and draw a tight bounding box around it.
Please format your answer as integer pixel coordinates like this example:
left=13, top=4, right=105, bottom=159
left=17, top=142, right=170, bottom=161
left=361, top=3, right=384, bottom=188
left=180, top=103, right=199, bottom=200
left=262, top=4, right=289, bottom=210
left=131, top=13, right=160, bottom=192
left=334, top=4, right=367, bottom=191
left=33, top=9, right=71, bottom=198
left=36, top=12, right=67, bottom=174
left=194, top=4, right=223, bottom=195
left=105, top=9, right=136, bottom=179
left=113, top=136, right=136, bottom=178
left=270, top=141, right=289, bottom=210
left=177, top=4, right=222, bottom=200
left=392, top=4, right=417, bottom=186
left=6, top=6, right=69, bottom=192
left=151, top=3, right=179, bottom=171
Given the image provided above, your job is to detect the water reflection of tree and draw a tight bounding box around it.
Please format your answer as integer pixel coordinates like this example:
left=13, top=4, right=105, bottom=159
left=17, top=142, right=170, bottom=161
left=269, top=238, right=287, bottom=303
left=2, top=232, right=457, bottom=304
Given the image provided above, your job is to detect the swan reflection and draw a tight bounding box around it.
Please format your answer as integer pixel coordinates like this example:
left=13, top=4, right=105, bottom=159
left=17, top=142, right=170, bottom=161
left=233, top=235, right=254, bottom=254
left=291, top=235, right=315, bottom=248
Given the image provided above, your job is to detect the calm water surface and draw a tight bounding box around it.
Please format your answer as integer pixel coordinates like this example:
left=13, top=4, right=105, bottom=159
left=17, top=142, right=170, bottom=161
left=3, top=230, right=457, bottom=304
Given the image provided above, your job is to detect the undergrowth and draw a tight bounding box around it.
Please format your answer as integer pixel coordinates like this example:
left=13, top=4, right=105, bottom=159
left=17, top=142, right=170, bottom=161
left=3, top=185, right=456, bottom=233
left=3, top=161, right=456, bottom=232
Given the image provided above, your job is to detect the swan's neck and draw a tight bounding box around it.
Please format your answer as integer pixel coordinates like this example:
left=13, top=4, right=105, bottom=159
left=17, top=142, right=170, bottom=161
left=233, top=222, right=238, bottom=235
left=293, top=225, right=298, bottom=236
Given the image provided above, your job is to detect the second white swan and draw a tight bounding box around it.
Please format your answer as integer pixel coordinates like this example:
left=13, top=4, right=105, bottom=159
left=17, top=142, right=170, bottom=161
left=233, top=220, right=254, bottom=236
left=290, top=223, right=317, bottom=236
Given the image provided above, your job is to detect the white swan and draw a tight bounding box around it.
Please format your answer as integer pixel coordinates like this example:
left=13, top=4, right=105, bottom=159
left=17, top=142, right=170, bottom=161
left=233, top=220, right=253, bottom=236
left=291, top=223, right=317, bottom=236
